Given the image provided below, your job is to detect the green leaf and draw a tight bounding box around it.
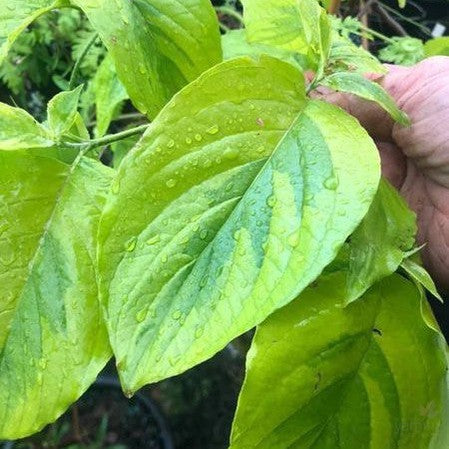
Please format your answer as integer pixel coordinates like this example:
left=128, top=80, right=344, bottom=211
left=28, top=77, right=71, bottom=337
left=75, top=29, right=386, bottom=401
left=346, top=178, right=417, bottom=302
left=97, top=56, right=380, bottom=393
left=0, top=102, right=53, bottom=150
left=46, top=86, right=83, bottom=139
left=230, top=273, right=449, bottom=449
left=0, top=153, right=112, bottom=439
left=320, top=72, right=410, bottom=125
left=424, top=37, right=449, bottom=57
left=378, top=37, right=425, bottom=66
left=221, top=30, right=307, bottom=71
left=0, top=0, right=69, bottom=63
left=328, top=34, right=387, bottom=75
left=241, top=0, right=331, bottom=71
left=92, top=54, right=128, bottom=138
left=71, top=0, right=222, bottom=118
left=401, top=257, right=442, bottom=302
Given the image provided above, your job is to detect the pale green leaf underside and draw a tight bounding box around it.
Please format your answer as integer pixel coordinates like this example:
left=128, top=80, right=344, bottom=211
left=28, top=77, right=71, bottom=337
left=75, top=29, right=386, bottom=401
left=0, top=103, right=53, bottom=150
left=0, top=153, right=112, bottom=439
left=321, top=72, right=410, bottom=126
left=92, top=54, right=128, bottom=138
left=98, top=56, right=380, bottom=393
left=346, top=178, right=417, bottom=302
left=241, top=0, right=330, bottom=70
left=0, top=0, right=68, bottom=63
left=402, top=257, right=442, bottom=302
left=46, top=85, right=83, bottom=139
left=72, top=0, right=222, bottom=118
left=230, top=273, right=449, bottom=449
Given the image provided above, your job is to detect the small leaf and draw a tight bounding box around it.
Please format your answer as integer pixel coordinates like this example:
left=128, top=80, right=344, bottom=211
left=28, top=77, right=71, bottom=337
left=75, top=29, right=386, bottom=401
left=221, top=30, right=307, bottom=71
left=241, top=0, right=331, bottom=71
left=0, top=0, right=69, bottom=63
left=92, top=54, right=128, bottom=138
left=97, top=57, right=380, bottom=392
left=0, top=103, right=53, bottom=150
left=346, top=178, right=417, bottom=302
left=72, top=0, right=222, bottom=118
left=424, top=37, right=449, bottom=57
left=46, top=85, right=83, bottom=139
left=328, top=33, right=387, bottom=75
left=401, top=257, right=443, bottom=302
left=321, top=72, right=410, bottom=125
left=0, top=153, right=112, bottom=439
left=230, top=273, right=449, bottom=449
left=379, top=37, right=425, bottom=66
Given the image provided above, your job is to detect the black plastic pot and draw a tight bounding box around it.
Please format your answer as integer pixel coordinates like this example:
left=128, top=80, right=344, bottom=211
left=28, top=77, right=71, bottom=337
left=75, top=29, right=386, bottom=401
left=1, top=375, right=174, bottom=449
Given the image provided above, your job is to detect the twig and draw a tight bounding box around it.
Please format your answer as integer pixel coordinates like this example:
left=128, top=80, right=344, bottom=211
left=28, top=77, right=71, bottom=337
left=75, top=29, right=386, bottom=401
left=215, top=6, right=244, bottom=24
left=64, top=124, right=149, bottom=150
left=68, top=32, right=98, bottom=90
left=375, top=3, right=408, bottom=36
left=328, top=0, right=342, bottom=15
left=360, top=0, right=370, bottom=50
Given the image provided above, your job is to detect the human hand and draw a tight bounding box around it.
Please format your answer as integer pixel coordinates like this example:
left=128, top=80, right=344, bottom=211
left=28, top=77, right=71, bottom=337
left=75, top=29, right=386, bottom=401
left=314, top=56, right=449, bottom=292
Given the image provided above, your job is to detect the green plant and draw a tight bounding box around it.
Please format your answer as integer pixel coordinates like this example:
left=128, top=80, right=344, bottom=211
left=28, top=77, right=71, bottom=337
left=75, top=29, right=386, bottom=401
left=0, top=1, right=448, bottom=448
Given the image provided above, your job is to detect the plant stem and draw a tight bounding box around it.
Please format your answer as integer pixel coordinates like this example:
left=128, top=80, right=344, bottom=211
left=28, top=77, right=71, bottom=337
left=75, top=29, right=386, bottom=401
left=328, top=0, right=342, bottom=15
left=68, top=32, right=99, bottom=90
left=64, top=124, right=149, bottom=150
left=378, top=1, right=432, bottom=36
left=215, top=6, right=244, bottom=24
left=374, top=3, right=408, bottom=36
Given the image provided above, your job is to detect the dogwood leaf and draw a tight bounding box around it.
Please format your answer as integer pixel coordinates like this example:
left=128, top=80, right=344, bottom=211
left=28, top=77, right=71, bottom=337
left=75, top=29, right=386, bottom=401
left=72, top=0, right=222, bottom=118
left=346, top=178, right=417, bottom=302
left=230, top=273, right=449, bottom=449
left=321, top=72, right=410, bottom=125
left=241, top=0, right=331, bottom=71
left=0, top=153, right=112, bottom=439
left=0, top=103, right=53, bottom=150
left=0, top=0, right=69, bottom=63
left=97, top=56, right=380, bottom=393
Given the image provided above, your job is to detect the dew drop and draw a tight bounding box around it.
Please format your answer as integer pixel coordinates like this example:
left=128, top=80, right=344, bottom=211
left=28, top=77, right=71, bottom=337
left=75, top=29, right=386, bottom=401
left=266, top=195, right=276, bottom=208
left=194, top=133, right=203, bottom=142
left=324, top=176, right=338, bottom=190
left=111, top=178, right=120, bottom=194
left=166, top=178, right=177, bottom=188
left=224, top=147, right=238, bottom=160
left=146, top=235, right=160, bottom=246
left=171, top=310, right=182, bottom=320
left=136, top=309, right=147, bottom=323
left=194, top=326, right=204, bottom=339
left=200, top=229, right=208, bottom=240
left=185, top=137, right=192, bottom=144
left=206, top=124, right=219, bottom=135
left=287, top=232, right=300, bottom=248
left=125, top=236, right=137, bottom=252
left=167, top=139, right=175, bottom=148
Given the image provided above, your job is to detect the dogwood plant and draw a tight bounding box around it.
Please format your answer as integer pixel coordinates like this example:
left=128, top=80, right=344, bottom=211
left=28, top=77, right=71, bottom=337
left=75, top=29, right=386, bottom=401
left=0, top=0, right=448, bottom=447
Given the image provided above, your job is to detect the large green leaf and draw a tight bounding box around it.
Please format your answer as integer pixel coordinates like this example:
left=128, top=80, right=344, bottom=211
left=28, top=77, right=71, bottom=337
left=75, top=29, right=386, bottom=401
left=92, top=54, right=128, bottom=138
left=320, top=72, right=410, bottom=125
left=346, top=178, right=417, bottom=302
left=97, top=56, right=380, bottom=393
left=71, top=0, right=222, bottom=118
left=0, top=0, right=69, bottom=63
left=0, top=153, right=112, bottom=439
left=230, top=273, right=449, bottom=449
left=0, top=103, right=53, bottom=150
left=241, top=0, right=331, bottom=71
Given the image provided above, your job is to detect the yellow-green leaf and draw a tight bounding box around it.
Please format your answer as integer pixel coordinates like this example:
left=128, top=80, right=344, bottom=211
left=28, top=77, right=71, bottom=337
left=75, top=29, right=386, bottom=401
left=231, top=273, right=449, bottom=449
left=97, top=56, right=380, bottom=393
left=0, top=153, right=112, bottom=439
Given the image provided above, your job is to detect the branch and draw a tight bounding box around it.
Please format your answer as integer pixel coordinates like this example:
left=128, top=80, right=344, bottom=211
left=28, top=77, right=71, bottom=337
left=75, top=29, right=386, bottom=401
left=68, top=32, right=99, bottom=90
left=375, top=3, right=408, bottom=36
